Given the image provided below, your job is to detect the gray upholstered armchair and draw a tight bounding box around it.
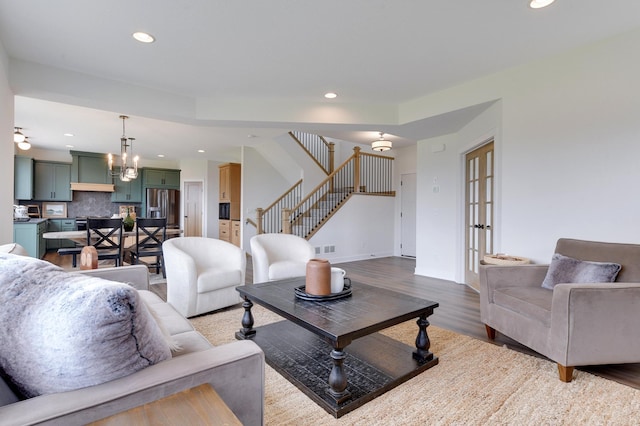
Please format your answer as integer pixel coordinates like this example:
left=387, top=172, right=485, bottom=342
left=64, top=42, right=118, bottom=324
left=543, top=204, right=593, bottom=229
left=479, top=238, right=640, bottom=382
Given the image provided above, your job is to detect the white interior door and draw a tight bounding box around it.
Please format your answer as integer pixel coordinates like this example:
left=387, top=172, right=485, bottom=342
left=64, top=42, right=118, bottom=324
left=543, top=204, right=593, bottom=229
left=400, top=173, right=417, bottom=257
left=184, top=181, right=203, bottom=237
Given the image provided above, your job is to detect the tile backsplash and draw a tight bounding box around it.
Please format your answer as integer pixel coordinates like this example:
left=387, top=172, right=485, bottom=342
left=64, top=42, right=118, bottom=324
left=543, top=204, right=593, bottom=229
left=66, top=192, right=141, bottom=218
left=17, top=192, right=142, bottom=218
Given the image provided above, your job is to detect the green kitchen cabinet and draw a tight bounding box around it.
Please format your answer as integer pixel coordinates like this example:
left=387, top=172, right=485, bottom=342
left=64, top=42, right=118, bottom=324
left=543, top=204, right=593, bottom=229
left=13, top=219, right=47, bottom=258
left=14, top=155, right=33, bottom=200
left=71, top=151, right=110, bottom=184
left=46, top=218, right=77, bottom=250
left=33, top=161, right=72, bottom=201
left=111, top=167, right=143, bottom=202
left=143, top=168, right=180, bottom=189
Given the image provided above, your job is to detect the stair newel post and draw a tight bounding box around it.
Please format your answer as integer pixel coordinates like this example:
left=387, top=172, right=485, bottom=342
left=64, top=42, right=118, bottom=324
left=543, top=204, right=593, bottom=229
left=256, top=208, right=264, bottom=234
left=328, top=142, right=335, bottom=174
left=282, top=208, right=292, bottom=234
left=353, top=146, right=361, bottom=193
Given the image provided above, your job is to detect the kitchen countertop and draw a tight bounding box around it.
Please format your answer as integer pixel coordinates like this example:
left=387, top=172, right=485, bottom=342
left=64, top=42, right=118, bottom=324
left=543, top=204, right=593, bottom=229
left=13, top=218, right=48, bottom=224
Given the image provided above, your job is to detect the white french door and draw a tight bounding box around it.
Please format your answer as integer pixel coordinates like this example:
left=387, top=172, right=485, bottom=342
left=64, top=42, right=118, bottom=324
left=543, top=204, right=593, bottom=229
left=464, top=141, right=494, bottom=290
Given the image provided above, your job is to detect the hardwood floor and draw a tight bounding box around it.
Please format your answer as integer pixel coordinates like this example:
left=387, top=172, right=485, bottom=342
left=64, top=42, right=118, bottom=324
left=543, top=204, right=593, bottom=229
left=44, top=252, right=640, bottom=390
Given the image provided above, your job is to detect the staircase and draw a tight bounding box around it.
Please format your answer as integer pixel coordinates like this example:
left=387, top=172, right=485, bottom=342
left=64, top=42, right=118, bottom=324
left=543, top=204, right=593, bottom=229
left=256, top=133, right=394, bottom=239
left=289, top=188, right=351, bottom=238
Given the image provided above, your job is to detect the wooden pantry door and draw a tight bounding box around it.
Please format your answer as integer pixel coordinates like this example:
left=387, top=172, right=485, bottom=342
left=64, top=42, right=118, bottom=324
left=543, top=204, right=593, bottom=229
left=464, top=141, right=494, bottom=291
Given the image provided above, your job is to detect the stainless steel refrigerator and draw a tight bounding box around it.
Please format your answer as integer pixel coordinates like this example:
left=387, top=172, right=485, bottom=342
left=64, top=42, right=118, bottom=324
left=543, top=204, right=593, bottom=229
left=146, top=188, right=180, bottom=229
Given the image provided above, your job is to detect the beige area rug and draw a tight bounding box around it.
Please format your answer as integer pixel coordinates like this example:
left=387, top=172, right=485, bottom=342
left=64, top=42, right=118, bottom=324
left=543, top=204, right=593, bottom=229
left=191, top=307, right=640, bottom=425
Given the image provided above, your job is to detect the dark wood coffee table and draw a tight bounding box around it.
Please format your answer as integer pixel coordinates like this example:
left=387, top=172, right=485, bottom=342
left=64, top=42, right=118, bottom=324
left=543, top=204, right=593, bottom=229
left=235, top=277, right=439, bottom=418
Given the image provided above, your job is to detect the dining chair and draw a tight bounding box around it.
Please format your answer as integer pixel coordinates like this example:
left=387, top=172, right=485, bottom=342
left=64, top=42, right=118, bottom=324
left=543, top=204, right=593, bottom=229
left=127, top=217, right=167, bottom=277
left=86, top=217, right=124, bottom=267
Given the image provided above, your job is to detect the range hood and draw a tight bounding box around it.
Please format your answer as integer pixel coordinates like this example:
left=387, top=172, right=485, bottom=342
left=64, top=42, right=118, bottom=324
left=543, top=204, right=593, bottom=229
left=70, top=182, right=115, bottom=192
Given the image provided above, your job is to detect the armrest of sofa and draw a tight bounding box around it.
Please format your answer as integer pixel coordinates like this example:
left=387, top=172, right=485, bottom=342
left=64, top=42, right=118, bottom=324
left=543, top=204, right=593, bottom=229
left=479, top=264, right=549, bottom=303
left=549, top=282, right=640, bottom=366
left=73, top=264, right=150, bottom=291
left=0, top=340, right=264, bottom=426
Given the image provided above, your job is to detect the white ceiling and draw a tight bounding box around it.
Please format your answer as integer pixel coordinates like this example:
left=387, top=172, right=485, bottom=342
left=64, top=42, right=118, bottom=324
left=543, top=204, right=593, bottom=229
left=2, top=0, right=640, bottom=161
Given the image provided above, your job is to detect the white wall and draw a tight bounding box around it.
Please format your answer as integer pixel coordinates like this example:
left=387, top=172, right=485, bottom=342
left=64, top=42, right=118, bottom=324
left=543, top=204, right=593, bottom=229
left=309, top=194, right=395, bottom=263
left=243, top=146, right=292, bottom=250
left=1, top=41, right=13, bottom=244
left=412, top=28, right=640, bottom=282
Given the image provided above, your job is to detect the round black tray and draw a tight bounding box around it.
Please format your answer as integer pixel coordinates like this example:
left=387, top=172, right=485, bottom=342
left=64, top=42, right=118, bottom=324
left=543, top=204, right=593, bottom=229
left=294, top=281, right=352, bottom=301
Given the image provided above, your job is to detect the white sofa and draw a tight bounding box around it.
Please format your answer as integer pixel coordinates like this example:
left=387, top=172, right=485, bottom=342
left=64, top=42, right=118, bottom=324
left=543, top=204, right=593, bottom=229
left=0, top=251, right=264, bottom=426
left=250, top=233, right=315, bottom=283
left=163, top=237, right=246, bottom=318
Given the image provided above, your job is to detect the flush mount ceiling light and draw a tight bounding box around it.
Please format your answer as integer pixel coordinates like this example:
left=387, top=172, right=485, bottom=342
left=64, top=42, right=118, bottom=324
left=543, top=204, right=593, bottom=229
left=108, top=115, right=140, bottom=182
left=371, top=132, right=392, bottom=152
left=324, top=92, right=338, bottom=99
left=132, top=31, right=155, bottom=43
left=530, top=0, right=555, bottom=8
left=13, top=127, right=25, bottom=143
left=17, top=137, right=31, bottom=151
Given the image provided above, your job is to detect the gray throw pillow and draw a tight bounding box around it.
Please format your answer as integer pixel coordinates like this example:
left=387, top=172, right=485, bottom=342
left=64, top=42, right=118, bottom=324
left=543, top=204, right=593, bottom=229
left=541, top=253, right=622, bottom=290
left=0, top=253, right=171, bottom=397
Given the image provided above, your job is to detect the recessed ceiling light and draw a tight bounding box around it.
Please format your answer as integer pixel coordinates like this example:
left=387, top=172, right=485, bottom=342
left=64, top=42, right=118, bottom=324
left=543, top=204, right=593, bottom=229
left=133, top=32, right=155, bottom=43
left=529, top=0, right=555, bottom=8
left=64, top=133, right=74, bottom=137
left=198, top=150, right=205, bottom=153
left=65, top=144, right=74, bottom=148
left=324, top=92, right=338, bottom=99
left=157, top=154, right=165, bottom=158
left=247, top=134, right=256, bottom=138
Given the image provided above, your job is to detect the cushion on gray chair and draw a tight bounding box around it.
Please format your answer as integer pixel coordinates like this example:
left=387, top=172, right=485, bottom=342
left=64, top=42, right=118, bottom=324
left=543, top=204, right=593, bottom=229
left=541, top=253, right=621, bottom=290
left=0, top=253, right=171, bottom=398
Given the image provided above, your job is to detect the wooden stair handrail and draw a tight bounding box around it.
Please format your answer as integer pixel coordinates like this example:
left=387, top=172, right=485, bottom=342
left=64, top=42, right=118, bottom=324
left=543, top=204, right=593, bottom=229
left=263, top=179, right=303, bottom=213
left=287, top=148, right=358, bottom=217
left=256, top=179, right=303, bottom=234
left=289, top=131, right=335, bottom=175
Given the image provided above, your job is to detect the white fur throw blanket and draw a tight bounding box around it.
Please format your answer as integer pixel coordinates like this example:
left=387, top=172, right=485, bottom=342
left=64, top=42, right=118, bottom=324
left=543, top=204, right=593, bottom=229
left=0, top=253, right=171, bottom=397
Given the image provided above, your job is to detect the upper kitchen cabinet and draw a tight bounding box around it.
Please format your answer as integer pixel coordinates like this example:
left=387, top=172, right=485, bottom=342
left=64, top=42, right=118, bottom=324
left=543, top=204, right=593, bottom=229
left=143, top=168, right=180, bottom=189
left=70, top=151, right=115, bottom=192
left=111, top=167, right=143, bottom=202
left=14, top=155, right=33, bottom=200
left=33, top=161, right=72, bottom=201
left=219, top=163, right=240, bottom=202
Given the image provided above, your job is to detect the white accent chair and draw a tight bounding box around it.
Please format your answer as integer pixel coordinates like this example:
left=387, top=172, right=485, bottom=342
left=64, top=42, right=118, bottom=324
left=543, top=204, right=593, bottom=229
left=0, top=243, right=28, bottom=256
left=250, top=233, right=315, bottom=284
left=163, top=237, right=246, bottom=318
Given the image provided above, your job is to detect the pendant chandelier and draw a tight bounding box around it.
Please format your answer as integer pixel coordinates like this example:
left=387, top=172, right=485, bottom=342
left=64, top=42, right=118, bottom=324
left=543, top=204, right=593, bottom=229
left=13, top=127, right=31, bottom=150
left=371, top=132, right=392, bottom=152
left=108, top=115, right=139, bottom=181
left=13, top=127, right=25, bottom=143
